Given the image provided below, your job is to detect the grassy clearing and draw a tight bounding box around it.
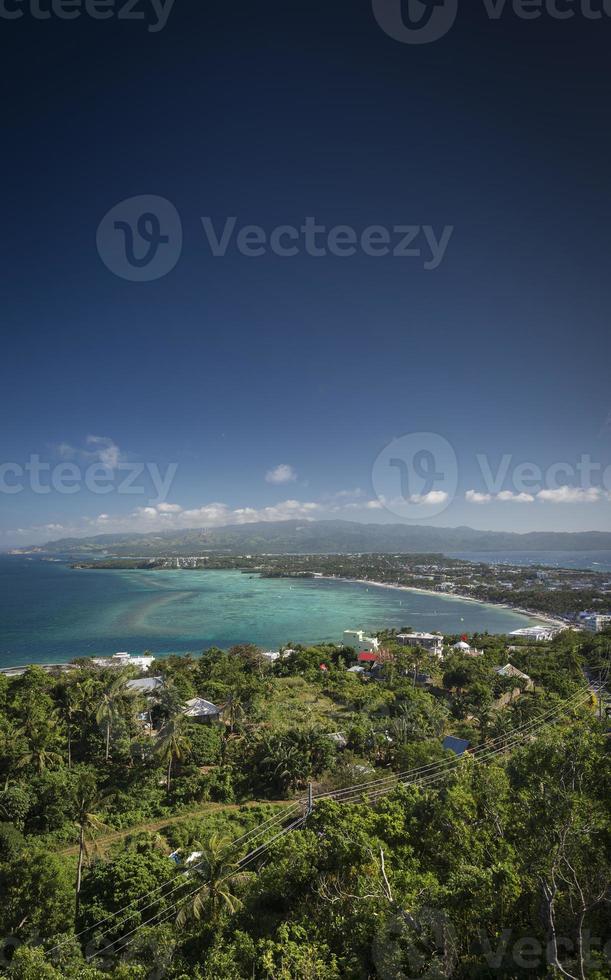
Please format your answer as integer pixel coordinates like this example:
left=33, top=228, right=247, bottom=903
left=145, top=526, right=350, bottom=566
left=57, top=799, right=291, bottom=859
left=256, top=676, right=347, bottom=729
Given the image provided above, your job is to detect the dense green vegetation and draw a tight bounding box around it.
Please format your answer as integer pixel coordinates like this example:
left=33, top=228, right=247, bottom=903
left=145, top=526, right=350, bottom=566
left=0, top=629, right=609, bottom=978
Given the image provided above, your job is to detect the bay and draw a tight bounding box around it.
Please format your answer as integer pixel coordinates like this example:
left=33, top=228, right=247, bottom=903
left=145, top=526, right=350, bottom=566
left=0, top=556, right=549, bottom=667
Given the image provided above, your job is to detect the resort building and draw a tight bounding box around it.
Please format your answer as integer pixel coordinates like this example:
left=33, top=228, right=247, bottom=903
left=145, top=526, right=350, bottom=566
left=343, top=630, right=380, bottom=653
left=581, top=613, right=611, bottom=633
left=91, top=652, right=156, bottom=672
left=396, top=632, right=444, bottom=657
left=509, top=626, right=563, bottom=642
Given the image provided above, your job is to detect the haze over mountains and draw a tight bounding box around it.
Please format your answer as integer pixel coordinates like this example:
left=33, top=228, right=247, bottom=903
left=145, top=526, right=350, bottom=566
left=20, top=520, right=611, bottom=557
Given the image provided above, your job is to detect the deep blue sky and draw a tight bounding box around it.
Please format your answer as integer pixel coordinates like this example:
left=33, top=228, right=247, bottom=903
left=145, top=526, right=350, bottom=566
left=1, top=0, right=610, bottom=545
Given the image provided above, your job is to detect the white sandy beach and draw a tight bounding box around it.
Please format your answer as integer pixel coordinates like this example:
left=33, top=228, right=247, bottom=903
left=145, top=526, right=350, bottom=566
left=317, top=575, right=567, bottom=629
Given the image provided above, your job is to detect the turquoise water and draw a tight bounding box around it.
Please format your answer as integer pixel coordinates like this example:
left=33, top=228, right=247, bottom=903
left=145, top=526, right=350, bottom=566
left=0, top=556, right=547, bottom=666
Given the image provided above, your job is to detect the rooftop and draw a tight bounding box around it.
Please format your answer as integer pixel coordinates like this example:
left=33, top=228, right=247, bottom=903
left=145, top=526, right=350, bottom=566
left=443, top=736, right=471, bottom=756
left=182, top=697, right=221, bottom=718
left=126, top=676, right=164, bottom=694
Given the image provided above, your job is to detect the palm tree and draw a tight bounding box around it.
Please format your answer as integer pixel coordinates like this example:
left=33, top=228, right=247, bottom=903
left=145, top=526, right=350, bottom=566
left=156, top=714, right=191, bottom=792
left=95, top=674, right=138, bottom=762
left=73, top=774, right=109, bottom=921
left=56, top=680, right=80, bottom=768
left=0, top=719, right=27, bottom=790
left=16, top=719, right=64, bottom=775
left=176, top=835, right=251, bottom=926
left=226, top=692, right=246, bottom=734
left=259, top=734, right=307, bottom=794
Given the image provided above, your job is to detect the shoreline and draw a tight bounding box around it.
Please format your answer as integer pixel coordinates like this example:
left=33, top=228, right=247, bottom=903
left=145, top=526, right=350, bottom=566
left=317, top=575, right=568, bottom=629
left=0, top=569, right=569, bottom=674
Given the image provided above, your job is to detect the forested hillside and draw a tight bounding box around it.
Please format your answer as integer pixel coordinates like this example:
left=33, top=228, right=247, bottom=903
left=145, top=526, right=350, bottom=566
left=0, top=629, right=609, bottom=978
left=30, top=519, right=611, bottom=557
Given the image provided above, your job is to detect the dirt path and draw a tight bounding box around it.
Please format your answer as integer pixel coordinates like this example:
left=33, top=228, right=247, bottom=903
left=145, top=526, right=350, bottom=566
left=59, top=799, right=292, bottom=857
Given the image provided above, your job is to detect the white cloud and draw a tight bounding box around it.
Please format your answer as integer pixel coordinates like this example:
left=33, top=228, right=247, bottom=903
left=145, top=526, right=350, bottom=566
left=465, top=490, right=493, bottom=504
left=54, top=435, right=122, bottom=471
left=344, top=497, right=384, bottom=511
left=497, top=491, right=535, bottom=503
left=236, top=500, right=321, bottom=523
left=466, top=486, right=609, bottom=505
left=125, top=498, right=322, bottom=531
left=86, top=435, right=121, bottom=470
left=331, top=488, right=365, bottom=500
left=409, top=491, right=449, bottom=506
left=536, top=486, right=607, bottom=504
left=265, top=464, right=297, bottom=485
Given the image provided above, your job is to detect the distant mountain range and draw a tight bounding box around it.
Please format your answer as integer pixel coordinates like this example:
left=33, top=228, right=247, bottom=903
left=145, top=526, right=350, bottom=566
left=19, top=520, right=611, bottom=557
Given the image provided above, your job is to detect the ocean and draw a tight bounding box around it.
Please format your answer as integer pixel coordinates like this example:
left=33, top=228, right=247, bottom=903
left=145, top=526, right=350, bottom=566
left=0, top=555, right=552, bottom=668
left=447, top=551, right=611, bottom=572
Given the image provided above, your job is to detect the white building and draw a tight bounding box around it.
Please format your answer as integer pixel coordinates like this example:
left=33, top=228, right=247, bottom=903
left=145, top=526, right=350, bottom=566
left=509, top=626, right=563, bottom=642
left=581, top=614, right=611, bottom=633
left=343, top=630, right=380, bottom=653
left=260, top=651, right=281, bottom=663
left=452, top=640, right=483, bottom=657
left=396, top=632, right=444, bottom=657
left=92, top=652, right=156, bottom=672
left=260, top=649, right=295, bottom=663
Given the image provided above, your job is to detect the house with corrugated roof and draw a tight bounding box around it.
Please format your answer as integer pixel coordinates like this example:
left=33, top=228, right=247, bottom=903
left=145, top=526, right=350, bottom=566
left=181, top=697, right=223, bottom=724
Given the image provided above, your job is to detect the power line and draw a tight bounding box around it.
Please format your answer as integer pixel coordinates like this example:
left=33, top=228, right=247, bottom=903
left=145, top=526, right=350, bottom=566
left=95, top=814, right=307, bottom=963
left=45, top=801, right=302, bottom=955
left=100, top=684, right=596, bottom=963
left=306, top=684, right=594, bottom=804
left=47, top=663, right=608, bottom=963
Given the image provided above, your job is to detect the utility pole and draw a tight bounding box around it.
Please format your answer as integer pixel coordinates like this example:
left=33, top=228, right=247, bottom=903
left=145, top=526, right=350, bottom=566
left=307, top=782, right=313, bottom=818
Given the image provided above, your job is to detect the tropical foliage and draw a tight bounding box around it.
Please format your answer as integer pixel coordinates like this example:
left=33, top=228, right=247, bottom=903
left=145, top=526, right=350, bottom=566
left=0, top=629, right=608, bottom=978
